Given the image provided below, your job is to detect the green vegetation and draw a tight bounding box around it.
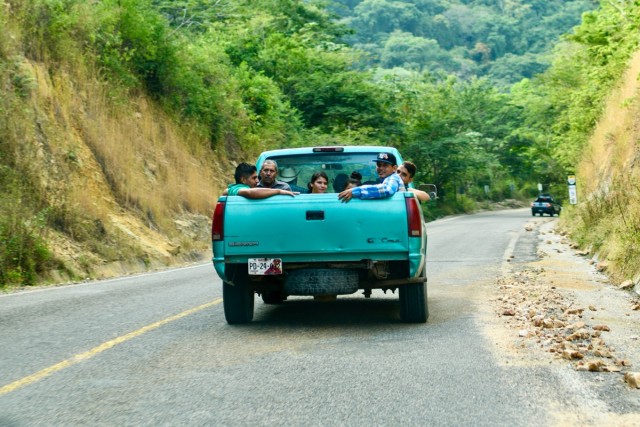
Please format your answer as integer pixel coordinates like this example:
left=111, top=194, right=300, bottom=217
left=1, top=0, right=639, bottom=287
left=0, top=170, right=55, bottom=286
left=330, top=0, right=598, bottom=87
left=517, top=2, right=640, bottom=282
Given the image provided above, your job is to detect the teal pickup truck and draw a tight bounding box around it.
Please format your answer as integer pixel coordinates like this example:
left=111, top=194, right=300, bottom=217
left=212, top=146, right=429, bottom=324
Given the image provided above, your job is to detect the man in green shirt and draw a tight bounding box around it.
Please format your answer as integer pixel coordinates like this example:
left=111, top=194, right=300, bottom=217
left=225, top=163, right=297, bottom=198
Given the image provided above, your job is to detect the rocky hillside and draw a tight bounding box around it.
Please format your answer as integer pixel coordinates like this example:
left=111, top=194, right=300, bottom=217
left=4, top=58, right=233, bottom=285
left=561, top=49, right=640, bottom=286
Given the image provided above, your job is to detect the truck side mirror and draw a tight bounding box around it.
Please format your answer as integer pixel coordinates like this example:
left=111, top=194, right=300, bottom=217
left=418, top=184, right=437, bottom=200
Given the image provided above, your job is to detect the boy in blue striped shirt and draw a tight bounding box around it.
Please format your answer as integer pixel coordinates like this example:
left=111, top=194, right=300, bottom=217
left=338, top=152, right=406, bottom=202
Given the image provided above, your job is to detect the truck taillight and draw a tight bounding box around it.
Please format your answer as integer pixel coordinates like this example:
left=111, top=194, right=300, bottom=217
left=405, top=197, right=423, bottom=237
left=212, top=202, right=226, bottom=241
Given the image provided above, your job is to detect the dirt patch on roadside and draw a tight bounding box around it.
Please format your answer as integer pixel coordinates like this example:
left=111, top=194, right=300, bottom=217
left=492, top=220, right=640, bottom=372
left=497, top=219, right=640, bottom=371
left=481, top=218, right=640, bottom=424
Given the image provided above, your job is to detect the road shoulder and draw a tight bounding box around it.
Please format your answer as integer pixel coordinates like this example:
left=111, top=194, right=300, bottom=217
left=481, top=217, right=640, bottom=425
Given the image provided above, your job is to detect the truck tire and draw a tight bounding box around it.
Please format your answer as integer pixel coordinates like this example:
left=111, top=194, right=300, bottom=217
left=399, top=268, right=428, bottom=323
left=223, top=269, right=254, bottom=324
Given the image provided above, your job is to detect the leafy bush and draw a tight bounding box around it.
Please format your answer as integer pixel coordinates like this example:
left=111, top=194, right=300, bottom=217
left=0, top=220, right=52, bottom=287
left=0, top=179, right=54, bottom=287
left=90, top=0, right=175, bottom=90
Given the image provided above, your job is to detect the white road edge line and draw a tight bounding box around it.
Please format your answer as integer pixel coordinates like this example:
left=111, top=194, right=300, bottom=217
left=0, top=262, right=212, bottom=298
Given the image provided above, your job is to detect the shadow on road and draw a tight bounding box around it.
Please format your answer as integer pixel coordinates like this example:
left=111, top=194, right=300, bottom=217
left=250, top=295, right=411, bottom=327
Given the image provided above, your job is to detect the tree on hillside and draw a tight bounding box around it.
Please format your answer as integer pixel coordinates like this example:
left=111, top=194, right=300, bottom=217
left=380, top=31, right=456, bottom=72
left=152, top=0, right=234, bottom=34
left=377, top=75, right=522, bottom=197
left=350, top=0, right=421, bottom=35
left=216, top=3, right=392, bottom=136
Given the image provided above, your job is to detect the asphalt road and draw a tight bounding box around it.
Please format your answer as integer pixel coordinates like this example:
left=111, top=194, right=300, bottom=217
left=0, top=209, right=609, bottom=426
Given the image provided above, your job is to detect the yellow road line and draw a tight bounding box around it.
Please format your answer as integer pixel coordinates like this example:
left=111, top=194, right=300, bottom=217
left=0, top=298, right=223, bottom=396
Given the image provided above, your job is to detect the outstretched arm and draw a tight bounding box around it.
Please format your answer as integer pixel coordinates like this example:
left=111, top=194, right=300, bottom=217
left=339, top=173, right=403, bottom=202
left=237, top=188, right=298, bottom=199
left=409, top=188, right=430, bottom=202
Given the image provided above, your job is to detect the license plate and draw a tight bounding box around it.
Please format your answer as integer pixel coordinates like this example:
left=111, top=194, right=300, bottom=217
left=248, top=258, right=283, bottom=275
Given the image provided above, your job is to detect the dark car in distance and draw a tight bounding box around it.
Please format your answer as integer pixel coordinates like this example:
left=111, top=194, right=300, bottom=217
left=531, top=194, right=562, bottom=216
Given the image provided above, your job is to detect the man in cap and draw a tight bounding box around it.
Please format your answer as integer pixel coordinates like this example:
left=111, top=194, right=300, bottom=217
left=258, top=159, right=292, bottom=191
left=338, top=152, right=405, bottom=202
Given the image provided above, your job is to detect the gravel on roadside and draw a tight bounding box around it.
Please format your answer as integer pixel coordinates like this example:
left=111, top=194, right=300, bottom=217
left=494, top=218, right=640, bottom=384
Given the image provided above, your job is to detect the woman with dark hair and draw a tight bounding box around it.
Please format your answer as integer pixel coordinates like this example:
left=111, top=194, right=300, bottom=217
left=308, top=171, right=329, bottom=194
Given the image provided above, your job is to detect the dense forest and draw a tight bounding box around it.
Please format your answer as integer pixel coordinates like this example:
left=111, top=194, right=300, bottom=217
left=330, top=0, right=598, bottom=87
left=1, top=0, right=640, bottom=286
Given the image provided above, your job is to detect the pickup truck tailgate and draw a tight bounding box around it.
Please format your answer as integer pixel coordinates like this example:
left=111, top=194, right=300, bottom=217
left=221, top=193, right=410, bottom=262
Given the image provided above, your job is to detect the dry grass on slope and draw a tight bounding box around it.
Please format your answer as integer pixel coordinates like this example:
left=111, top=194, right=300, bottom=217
left=561, top=49, right=640, bottom=286
left=17, top=59, right=234, bottom=283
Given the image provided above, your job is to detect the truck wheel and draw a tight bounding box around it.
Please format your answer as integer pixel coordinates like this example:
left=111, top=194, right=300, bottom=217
left=399, top=269, right=428, bottom=323
left=223, top=270, right=254, bottom=324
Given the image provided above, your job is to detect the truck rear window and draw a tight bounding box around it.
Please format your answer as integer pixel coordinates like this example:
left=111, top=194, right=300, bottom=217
left=267, top=153, right=382, bottom=193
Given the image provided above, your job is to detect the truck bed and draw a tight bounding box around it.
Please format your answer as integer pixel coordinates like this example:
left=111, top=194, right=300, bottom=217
left=221, top=193, right=411, bottom=263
